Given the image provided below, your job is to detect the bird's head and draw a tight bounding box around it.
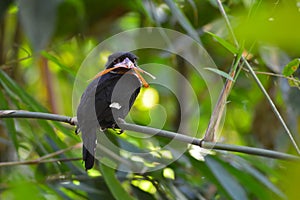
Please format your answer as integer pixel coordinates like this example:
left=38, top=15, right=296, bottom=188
left=92, top=52, right=155, bottom=87
left=106, top=52, right=138, bottom=69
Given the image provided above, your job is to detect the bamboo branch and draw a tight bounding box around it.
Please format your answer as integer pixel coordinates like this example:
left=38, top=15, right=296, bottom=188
left=216, top=0, right=300, bottom=154
left=0, top=110, right=299, bottom=161
left=0, top=110, right=77, bottom=125
left=119, top=120, right=299, bottom=161
left=203, top=69, right=235, bottom=141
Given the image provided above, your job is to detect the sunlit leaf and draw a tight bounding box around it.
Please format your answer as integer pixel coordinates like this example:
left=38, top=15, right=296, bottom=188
left=2, top=180, right=44, bottom=199
left=41, top=51, right=76, bottom=77
left=130, top=185, right=154, bottom=200
left=282, top=58, right=300, bottom=76
left=0, top=69, right=47, bottom=111
left=0, top=69, right=72, bottom=150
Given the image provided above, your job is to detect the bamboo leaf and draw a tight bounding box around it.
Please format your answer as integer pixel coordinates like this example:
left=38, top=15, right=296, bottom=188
left=100, top=163, right=134, bottom=200
left=205, top=156, right=247, bottom=200
left=19, top=0, right=60, bottom=51
left=239, top=160, right=285, bottom=198
left=204, top=67, right=234, bottom=81
left=206, top=31, right=238, bottom=54
left=0, top=89, right=19, bottom=151
left=41, top=51, right=76, bottom=77
left=0, top=69, right=47, bottom=112
left=218, top=155, right=284, bottom=199
left=164, top=0, right=200, bottom=42
left=0, top=69, right=71, bottom=149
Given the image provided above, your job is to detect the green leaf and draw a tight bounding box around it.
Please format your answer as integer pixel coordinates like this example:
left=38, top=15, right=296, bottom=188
left=287, top=77, right=300, bottom=88
left=186, top=0, right=198, bottom=24
left=0, top=0, right=12, bottom=19
left=0, top=69, right=47, bottom=112
left=19, top=0, right=61, bottom=51
left=41, top=51, right=76, bottom=77
left=204, top=67, right=234, bottom=81
left=205, top=156, right=247, bottom=200
left=164, top=0, right=200, bottom=43
left=220, top=155, right=284, bottom=199
left=282, top=58, right=300, bottom=76
left=100, top=163, right=134, bottom=200
left=0, top=90, right=19, bottom=151
left=0, top=69, right=71, bottom=150
left=168, top=182, right=189, bottom=200
left=239, top=160, right=285, bottom=198
left=206, top=31, right=238, bottom=54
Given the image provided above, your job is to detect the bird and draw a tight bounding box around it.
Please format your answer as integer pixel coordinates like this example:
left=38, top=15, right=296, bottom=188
left=76, top=52, right=155, bottom=170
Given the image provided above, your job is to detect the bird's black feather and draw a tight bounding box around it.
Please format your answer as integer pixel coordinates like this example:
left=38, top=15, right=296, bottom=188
left=77, top=52, right=141, bottom=170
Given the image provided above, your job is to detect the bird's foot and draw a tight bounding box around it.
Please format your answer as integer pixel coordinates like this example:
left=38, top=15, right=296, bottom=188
left=75, top=127, right=80, bottom=135
left=112, top=123, right=123, bottom=134
left=99, top=127, right=107, bottom=132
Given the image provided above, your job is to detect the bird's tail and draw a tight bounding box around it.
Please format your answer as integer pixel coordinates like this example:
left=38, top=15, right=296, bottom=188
left=82, top=144, right=95, bottom=170
left=81, top=127, right=97, bottom=170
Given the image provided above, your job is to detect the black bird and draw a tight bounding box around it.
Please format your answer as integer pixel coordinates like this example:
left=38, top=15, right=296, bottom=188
left=76, top=52, right=154, bottom=170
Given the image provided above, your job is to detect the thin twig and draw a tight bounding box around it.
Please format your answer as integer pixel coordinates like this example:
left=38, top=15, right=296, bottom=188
left=0, top=144, right=81, bottom=167
left=0, top=157, right=82, bottom=167
left=3, top=55, right=32, bottom=66
left=0, top=110, right=299, bottom=161
left=244, top=68, right=300, bottom=85
left=1, top=44, right=32, bottom=67
left=216, top=0, right=300, bottom=154
left=243, top=60, right=300, bottom=154
left=38, top=143, right=81, bottom=160
left=216, top=0, right=239, bottom=47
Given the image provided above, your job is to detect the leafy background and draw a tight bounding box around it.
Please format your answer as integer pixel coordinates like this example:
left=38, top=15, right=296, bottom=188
left=0, top=0, right=300, bottom=199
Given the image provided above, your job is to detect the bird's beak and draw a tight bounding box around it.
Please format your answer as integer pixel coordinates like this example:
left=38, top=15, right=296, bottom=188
left=92, top=58, right=156, bottom=88
left=114, top=57, right=135, bottom=69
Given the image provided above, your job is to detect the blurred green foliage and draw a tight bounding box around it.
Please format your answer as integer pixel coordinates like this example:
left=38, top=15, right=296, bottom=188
left=0, top=0, right=300, bottom=199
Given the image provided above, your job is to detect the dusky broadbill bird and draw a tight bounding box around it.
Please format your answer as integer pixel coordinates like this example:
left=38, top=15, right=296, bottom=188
left=76, top=52, right=155, bottom=170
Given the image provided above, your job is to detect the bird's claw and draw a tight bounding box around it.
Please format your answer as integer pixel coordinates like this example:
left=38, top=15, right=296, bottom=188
left=100, top=127, right=107, bottom=132
left=75, top=127, right=80, bottom=135
left=111, top=123, right=123, bottom=134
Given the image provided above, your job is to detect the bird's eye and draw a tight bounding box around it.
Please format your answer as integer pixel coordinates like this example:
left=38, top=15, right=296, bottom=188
left=113, top=59, right=119, bottom=64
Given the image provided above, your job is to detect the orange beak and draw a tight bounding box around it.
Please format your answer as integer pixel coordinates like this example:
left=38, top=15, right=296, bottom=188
left=92, top=58, right=155, bottom=88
